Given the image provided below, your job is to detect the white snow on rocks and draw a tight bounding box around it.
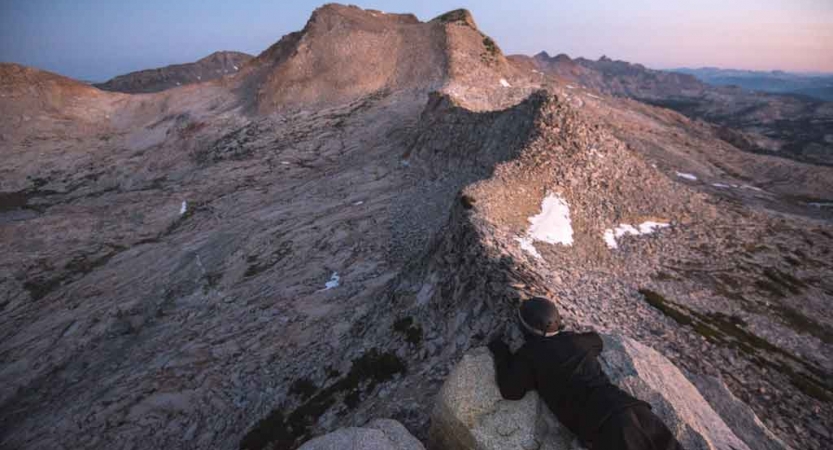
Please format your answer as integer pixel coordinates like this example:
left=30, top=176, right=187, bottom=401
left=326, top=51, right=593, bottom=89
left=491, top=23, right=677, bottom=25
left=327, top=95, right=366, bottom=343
left=712, top=183, right=732, bottom=189
left=514, top=237, right=542, bottom=259
left=233, top=65, right=239, bottom=71
left=528, top=194, right=574, bottom=246
left=603, top=221, right=670, bottom=249
left=180, top=201, right=188, bottom=216
left=499, top=78, right=511, bottom=88
left=323, top=272, right=340, bottom=290
left=675, top=172, right=698, bottom=181
left=516, top=194, right=574, bottom=259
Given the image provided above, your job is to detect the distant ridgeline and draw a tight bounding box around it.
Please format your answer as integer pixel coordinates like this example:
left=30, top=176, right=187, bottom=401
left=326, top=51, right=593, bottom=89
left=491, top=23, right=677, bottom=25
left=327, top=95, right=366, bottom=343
left=671, top=67, right=833, bottom=102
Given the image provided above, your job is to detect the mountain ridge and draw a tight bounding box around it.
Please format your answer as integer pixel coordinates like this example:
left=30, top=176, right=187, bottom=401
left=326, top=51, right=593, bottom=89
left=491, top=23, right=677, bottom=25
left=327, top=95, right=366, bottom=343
left=94, top=51, right=253, bottom=94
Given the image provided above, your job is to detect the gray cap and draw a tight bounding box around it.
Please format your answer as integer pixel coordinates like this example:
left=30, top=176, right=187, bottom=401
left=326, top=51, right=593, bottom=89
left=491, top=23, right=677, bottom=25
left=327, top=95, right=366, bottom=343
left=518, top=297, right=562, bottom=337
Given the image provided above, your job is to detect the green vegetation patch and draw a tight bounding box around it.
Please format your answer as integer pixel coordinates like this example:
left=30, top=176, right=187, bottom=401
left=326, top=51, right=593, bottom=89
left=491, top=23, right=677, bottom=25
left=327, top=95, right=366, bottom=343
left=762, top=268, right=807, bottom=295
left=769, top=304, right=833, bottom=345
left=435, top=9, right=472, bottom=26
left=638, top=289, right=693, bottom=325
left=243, top=242, right=293, bottom=279
left=651, top=271, right=678, bottom=281
left=22, top=249, right=124, bottom=301
left=393, top=317, right=423, bottom=345
left=288, top=378, right=317, bottom=400
left=0, top=190, right=31, bottom=212
left=238, top=349, right=406, bottom=450
left=482, top=37, right=498, bottom=56
left=638, top=288, right=833, bottom=402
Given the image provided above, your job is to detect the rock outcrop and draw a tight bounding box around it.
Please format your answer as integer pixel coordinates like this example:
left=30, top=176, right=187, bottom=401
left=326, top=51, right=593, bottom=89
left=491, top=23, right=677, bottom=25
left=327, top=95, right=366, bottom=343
left=429, top=335, right=788, bottom=450
left=298, top=419, right=425, bottom=450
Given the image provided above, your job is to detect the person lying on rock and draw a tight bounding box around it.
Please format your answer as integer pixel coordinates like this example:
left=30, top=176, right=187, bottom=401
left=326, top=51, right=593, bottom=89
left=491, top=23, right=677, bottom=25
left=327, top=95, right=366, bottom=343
left=488, top=297, right=683, bottom=450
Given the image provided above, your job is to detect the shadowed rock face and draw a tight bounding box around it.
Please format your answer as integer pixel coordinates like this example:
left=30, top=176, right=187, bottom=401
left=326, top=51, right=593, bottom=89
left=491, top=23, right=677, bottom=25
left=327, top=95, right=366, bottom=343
left=1, top=3, right=832, bottom=450
left=94, top=51, right=253, bottom=93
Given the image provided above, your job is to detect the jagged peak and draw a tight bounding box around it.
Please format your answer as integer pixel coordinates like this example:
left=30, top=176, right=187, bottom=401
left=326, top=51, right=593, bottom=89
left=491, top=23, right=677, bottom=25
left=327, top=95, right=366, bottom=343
left=535, top=52, right=573, bottom=63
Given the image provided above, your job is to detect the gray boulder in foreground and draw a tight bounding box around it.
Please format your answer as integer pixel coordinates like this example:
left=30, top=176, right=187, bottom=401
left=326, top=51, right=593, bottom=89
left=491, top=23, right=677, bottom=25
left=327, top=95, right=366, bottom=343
left=429, top=334, right=789, bottom=450
left=298, top=419, right=425, bottom=450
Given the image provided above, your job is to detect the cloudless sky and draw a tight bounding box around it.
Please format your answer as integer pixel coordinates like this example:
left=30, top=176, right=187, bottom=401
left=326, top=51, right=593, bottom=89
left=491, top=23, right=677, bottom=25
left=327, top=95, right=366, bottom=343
left=1, top=0, right=831, bottom=81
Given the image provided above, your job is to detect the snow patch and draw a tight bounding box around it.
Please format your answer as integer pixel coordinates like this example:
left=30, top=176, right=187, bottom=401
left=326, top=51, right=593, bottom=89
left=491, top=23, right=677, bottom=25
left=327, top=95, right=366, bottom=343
left=712, top=183, right=731, bottom=189
left=353, top=201, right=364, bottom=206
left=515, top=237, right=542, bottom=259
left=499, top=78, right=511, bottom=88
left=587, top=93, right=601, bottom=100
left=323, top=272, right=340, bottom=290
left=180, top=201, right=188, bottom=216
left=603, top=221, right=670, bottom=249
left=515, top=194, right=574, bottom=259
left=675, top=172, right=698, bottom=181
left=566, top=85, right=576, bottom=89
left=528, top=194, right=574, bottom=246
left=741, top=184, right=765, bottom=192
left=233, top=65, right=239, bottom=71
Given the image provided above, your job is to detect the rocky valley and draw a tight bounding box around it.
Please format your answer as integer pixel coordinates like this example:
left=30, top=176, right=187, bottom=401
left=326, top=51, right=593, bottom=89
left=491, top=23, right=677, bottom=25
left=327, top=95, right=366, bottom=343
left=1, top=4, right=831, bottom=450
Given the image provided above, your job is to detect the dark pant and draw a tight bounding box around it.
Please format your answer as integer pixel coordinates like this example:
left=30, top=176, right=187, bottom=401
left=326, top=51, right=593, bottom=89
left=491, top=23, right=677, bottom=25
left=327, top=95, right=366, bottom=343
left=593, top=405, right=683, bottom=450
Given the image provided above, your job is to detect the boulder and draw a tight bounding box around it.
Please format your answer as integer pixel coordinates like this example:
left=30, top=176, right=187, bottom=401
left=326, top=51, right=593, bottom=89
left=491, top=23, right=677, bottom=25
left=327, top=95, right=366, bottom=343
left=298, top=419, right=425, bottom=450
left=429, top=334, right=787, bottom=450
left=690, top=374, right=790, bottom=450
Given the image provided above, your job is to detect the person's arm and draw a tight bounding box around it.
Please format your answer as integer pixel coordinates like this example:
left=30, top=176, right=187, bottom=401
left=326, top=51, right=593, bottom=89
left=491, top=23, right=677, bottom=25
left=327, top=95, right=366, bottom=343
left=573, top=332, right=604, bottom=357
left=488, top=339, right=535, bottom=400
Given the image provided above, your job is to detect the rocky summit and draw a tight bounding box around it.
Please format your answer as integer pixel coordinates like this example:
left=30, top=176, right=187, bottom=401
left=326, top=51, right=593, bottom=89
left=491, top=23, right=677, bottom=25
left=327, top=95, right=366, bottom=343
left=0, top=4, right=831, bottom=450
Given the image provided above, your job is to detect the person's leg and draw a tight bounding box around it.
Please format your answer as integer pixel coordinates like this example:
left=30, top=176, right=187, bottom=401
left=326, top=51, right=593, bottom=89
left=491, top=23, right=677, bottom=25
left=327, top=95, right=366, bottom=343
left=593, top=407, right=654, bottom=450
left=632, top=405, right=684, bottom=450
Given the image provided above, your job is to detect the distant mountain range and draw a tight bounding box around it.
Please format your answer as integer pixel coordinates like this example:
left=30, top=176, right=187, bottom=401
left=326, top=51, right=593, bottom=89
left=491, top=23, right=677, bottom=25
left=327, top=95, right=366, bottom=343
left=671, top=67, right=833, bottom=102
left=513, top=52, right=833, bottom=166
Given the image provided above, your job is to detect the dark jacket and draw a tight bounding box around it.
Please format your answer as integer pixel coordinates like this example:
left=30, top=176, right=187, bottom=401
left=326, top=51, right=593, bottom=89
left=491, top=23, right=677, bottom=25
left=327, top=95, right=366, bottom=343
left=489, top=331, right=647, bottom=444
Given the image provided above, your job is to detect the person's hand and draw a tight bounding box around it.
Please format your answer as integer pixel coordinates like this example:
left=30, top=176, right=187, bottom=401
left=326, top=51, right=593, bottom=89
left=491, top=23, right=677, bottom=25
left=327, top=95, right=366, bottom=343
left=488, top=338, right=510, bottom=357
